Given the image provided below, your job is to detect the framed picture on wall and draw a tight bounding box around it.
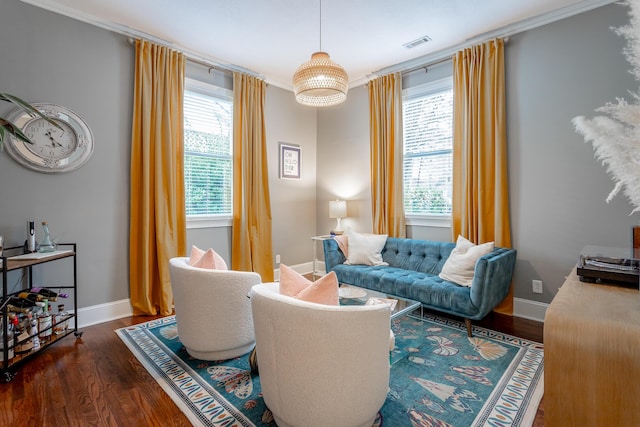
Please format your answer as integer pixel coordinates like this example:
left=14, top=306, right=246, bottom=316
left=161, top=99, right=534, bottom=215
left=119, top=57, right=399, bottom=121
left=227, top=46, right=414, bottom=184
left=279, top=142, right=301, bottom=179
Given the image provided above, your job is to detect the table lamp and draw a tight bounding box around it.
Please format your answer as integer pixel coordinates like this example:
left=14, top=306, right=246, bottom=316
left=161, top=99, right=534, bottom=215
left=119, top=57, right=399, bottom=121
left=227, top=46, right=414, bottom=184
left=329, top=199, right=347, bottom=235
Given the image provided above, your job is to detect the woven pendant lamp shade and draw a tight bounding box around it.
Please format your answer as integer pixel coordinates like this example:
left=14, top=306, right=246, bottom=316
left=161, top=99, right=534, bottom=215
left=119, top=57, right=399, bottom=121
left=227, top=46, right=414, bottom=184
left=293, top=51, right=349, bottom=107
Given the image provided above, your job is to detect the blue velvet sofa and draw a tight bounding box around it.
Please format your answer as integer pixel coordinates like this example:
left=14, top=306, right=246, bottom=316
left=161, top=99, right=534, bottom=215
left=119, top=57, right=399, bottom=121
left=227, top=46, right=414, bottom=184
left=323, top=237, right=517, bottom=336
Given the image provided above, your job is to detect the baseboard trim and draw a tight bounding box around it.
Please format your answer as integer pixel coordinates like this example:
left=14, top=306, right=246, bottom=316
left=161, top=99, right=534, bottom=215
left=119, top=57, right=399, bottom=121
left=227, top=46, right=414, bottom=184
left=76, top=299, right=133, bottom=328
left=513, top=297, right=548, bottom=323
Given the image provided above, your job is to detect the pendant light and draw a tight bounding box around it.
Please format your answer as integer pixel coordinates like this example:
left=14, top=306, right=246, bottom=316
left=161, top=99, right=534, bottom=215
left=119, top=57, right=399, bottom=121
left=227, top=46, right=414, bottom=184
left=292, top=0, right=348, bottom=107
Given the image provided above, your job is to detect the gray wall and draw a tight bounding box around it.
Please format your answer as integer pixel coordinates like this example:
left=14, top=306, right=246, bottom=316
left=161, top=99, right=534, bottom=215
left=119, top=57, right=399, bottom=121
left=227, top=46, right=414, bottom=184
left=317, top=2, right=638, bottom=304
left=0, top=0, right=133, bottom=306
left=317, top=85, right=372, bottom=236
left=507, top=3, right=637, bottom=302
left=265, top=85, right=317, bottom=268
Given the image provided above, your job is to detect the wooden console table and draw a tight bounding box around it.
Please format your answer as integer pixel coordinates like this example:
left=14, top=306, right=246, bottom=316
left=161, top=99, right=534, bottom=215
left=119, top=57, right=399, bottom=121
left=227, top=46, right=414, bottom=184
left=544, top=267, right=640, bottom=426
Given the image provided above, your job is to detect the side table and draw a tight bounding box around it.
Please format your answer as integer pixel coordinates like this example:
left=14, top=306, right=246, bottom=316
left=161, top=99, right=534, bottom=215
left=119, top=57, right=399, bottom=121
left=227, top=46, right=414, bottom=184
left=311, top=235, right=333, bottom=280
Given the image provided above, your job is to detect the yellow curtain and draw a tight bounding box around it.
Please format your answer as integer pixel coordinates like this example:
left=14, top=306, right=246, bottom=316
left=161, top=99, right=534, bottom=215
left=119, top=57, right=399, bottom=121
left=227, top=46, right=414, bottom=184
left=368, top=72, right=406, bottom=237
left=231, top=72, right=274, bottom=282
left=129, top=39, right=186, bottom=316
left=452, top=38, right=512, bottom=314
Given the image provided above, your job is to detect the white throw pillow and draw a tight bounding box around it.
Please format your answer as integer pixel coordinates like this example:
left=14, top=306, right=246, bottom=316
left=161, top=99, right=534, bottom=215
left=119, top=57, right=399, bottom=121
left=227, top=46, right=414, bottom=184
left=344, top=231, right=389, bottom=266
left=439, top=235, right=494, bottom=287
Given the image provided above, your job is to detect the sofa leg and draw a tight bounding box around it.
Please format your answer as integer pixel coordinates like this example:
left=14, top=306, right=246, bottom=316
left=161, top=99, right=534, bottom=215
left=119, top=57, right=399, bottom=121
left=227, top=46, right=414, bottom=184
left=465, top=318, right=473, bottom=337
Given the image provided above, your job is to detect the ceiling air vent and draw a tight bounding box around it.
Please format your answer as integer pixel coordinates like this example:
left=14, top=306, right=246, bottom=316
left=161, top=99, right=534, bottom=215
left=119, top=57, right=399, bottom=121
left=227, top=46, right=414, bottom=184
left=403, top=35, right=432, bottom=49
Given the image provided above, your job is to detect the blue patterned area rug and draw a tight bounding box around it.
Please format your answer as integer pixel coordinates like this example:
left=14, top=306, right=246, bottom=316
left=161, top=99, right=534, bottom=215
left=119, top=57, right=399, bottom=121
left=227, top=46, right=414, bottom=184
left=116, top=313, right=543, bottom=427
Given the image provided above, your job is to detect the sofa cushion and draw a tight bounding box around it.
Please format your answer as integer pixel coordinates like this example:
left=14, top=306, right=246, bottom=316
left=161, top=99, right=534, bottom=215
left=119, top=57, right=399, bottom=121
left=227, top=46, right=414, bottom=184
left=382, top=238, right=454, bottom=274
left=438, top=236, right=494, bottom=287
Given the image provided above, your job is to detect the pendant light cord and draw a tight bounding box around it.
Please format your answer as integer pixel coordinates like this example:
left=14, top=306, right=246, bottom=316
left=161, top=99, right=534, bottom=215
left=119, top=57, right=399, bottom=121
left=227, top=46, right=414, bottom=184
left=319, top=0, right=322, bottom=52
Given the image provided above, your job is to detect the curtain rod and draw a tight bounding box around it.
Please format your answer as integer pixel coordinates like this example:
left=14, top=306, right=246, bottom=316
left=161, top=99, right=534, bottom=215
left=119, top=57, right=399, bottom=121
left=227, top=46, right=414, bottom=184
left=126, top=37, right=263, bottom=79
left=399, top=36, right=511, bottom=77
left=401, top=56, right=452, bottom=76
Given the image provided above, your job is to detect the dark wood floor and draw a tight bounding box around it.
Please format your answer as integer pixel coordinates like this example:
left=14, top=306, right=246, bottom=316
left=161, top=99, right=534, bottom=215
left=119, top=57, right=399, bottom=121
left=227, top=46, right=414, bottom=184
left=0, top=311, right=544, bottom=427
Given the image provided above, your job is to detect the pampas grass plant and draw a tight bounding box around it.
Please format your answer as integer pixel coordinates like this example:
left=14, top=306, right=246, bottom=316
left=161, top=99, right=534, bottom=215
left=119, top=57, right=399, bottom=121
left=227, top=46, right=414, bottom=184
left=573, top=0, right=640, bottom=213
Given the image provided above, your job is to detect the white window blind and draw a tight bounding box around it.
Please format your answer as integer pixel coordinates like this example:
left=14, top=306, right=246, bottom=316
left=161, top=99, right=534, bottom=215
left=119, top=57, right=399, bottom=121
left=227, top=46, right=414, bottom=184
left=403, top=78, right=453, bottom=216
left=184, top=82, right=233, bottom=217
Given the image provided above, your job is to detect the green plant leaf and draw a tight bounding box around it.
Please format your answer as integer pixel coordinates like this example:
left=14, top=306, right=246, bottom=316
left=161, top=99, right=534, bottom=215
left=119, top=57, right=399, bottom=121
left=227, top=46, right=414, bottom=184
left=0, top=117, right=33, bottom=144
left=0, top=92, right=63, bottom=149
left=0, top=93, right=62, bottom=129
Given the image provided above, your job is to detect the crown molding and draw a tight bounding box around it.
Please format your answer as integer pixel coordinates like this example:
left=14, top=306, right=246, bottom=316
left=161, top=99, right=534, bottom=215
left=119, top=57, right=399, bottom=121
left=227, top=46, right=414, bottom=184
left=19, top=0, right=264, bottom=81
left=20, top=0, right=620, bottom=92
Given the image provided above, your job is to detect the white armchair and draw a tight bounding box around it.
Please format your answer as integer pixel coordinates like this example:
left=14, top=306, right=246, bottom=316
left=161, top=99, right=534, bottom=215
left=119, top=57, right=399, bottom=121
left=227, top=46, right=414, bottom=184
left=250, top=282, right=390, bottom=427
left=169, top=257, right=261, bottom=360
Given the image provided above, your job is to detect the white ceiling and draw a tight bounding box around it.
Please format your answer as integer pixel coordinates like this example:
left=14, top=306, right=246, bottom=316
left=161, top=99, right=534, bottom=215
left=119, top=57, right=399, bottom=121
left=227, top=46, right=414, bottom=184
left=22, top=0, right=615, bottom=90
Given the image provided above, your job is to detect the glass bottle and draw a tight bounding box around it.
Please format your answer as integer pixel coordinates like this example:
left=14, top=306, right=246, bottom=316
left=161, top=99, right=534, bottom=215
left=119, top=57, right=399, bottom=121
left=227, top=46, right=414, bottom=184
left=38, top=299, right=52, bottom=341
left=0, top=321, right=6, bottom=362
left=53, top=305, right=68, bottom=335
left=1, top=316, right=15, bottom=362
left=17, top=312, right=35, bottom=353
left=30, top=312, right=40, bottom=351
left=38, top=221, right=56, bottom=253
left=11, top=316, right=20, bottom=353
left=7, top=320, right=14, bottom=361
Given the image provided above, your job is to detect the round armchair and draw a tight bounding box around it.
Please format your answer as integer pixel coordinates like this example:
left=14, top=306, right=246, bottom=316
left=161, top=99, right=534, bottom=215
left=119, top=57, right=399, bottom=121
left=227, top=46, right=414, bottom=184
left=250, top=282, right=390, bottom=427
left=169, top=257, right=261, bottom=360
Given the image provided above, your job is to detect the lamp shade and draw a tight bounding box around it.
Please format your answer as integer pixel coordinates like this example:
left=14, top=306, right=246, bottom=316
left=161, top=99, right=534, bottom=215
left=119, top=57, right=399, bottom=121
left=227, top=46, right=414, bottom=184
left=329, top=200, right=347, bottom=219
left=293, top=52, right=348, bottom=107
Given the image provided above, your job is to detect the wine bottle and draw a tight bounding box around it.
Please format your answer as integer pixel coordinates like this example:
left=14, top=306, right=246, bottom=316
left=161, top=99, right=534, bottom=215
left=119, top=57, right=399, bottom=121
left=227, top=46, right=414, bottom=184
left=7, top=296, right=36, bottom=313
left=17, top=292, right=45, bottom=303
left=30, top=288, right=69, bottom=302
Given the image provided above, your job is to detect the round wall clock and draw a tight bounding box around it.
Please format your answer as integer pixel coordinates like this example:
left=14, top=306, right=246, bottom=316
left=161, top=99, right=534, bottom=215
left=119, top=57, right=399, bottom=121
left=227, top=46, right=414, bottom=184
left=5, top=102, right=94, bottom=173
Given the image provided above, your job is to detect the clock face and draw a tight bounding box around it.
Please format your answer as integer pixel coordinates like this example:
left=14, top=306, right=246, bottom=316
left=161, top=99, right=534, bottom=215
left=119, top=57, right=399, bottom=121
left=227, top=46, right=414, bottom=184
left=23, top=118, right=78, bottom=161
left=5, top=103, right=94, bottom=173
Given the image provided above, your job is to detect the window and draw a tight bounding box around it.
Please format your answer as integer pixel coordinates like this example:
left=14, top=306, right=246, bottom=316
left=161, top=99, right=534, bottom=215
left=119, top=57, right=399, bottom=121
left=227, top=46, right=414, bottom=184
left=184, top=79, right=233, bottom=227
left=403, top=78, right=453, bottom=223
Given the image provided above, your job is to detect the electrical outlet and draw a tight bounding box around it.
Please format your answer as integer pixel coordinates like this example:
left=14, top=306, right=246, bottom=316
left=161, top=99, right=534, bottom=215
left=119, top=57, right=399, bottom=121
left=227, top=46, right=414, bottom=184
left=532, top=280, right=543, bottom=294
left=275, top=254, right=280, bottom=264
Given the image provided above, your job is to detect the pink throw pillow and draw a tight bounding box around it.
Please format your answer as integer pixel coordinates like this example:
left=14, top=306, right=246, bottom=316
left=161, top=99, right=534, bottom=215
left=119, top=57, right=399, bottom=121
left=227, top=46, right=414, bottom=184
left=188, top=245, right=206, bottom=265
left=188, top=245, right=228, bottom=270
left=296, top=272, right=339, bottom=305
left=279, top=264, right=339, bottom=305
left=334, top=234, right=349, bottom=258
left=279, top=263, right=311, bottom=296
